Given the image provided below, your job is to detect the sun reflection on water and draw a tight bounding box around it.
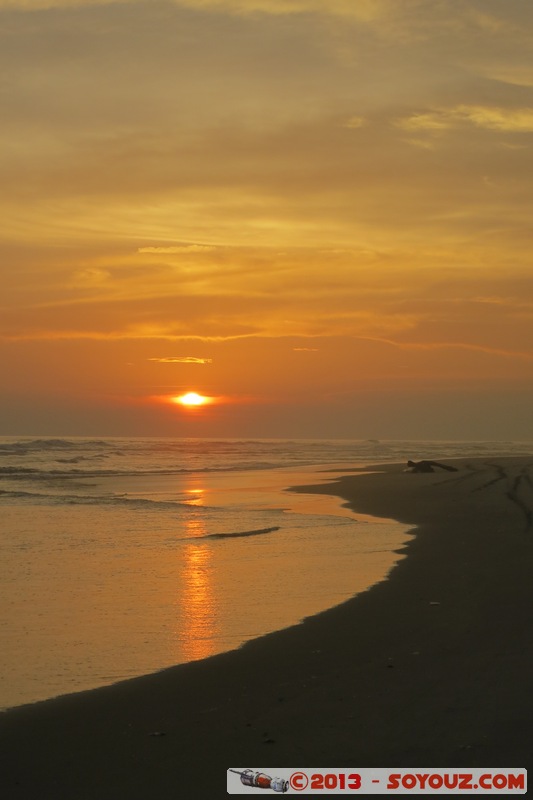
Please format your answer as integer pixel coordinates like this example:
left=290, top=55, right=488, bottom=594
left=176, top=518, right=218, bottom=661
left=184, top=487, right=205, bottom=506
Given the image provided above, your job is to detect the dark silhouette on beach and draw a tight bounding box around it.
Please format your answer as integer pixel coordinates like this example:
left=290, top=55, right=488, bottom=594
left=406, top=459, right=459, bottom=473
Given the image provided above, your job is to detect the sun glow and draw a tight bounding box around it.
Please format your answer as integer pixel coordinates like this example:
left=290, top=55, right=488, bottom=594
left=173, top=392, right=210, bottom=407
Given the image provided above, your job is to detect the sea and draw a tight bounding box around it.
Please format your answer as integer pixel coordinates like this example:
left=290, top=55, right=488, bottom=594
left=1, top=436, right=531, bottom=710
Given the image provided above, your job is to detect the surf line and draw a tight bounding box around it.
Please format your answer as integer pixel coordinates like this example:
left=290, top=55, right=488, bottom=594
left=199, top=525, right=281, bottom=540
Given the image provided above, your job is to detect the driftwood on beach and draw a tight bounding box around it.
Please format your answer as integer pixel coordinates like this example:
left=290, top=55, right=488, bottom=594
left=406, top=459, right=459, bottom=473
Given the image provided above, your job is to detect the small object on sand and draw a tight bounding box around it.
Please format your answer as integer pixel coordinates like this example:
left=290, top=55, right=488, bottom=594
left=429, top=601, right=441, bottom=606
left=406, top=460, right=459, bottom=473
left=148, top=731, right=166, bottom=737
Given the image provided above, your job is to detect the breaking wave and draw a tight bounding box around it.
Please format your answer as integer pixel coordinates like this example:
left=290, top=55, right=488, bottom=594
left=197, top=526, right=281, bottom=540
left=0, top=488, right=214, bottom=511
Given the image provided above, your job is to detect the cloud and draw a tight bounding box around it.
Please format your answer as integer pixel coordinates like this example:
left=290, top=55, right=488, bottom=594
left=0, top=0, right=122, bottom=7
left=1, top=0, right=527, bottom=56
left=0, top=0, right=390, bottom=19
left=211, top=0, right=387, bottom=18
left=397, top=111, right=454, bottom=132
left=69, top=268, right=111, bottom=287
left=0, top=0, right=444, bottom=24
left=344, top=116, right=367, bottom=129
left=397, top=105, right=533, bottom=133
left=138, top=245, right=217, bottom=254
left=362, top=336, right=533, bottom=362
left=485, top=66, right=533, bottom=88
left=460, top=106, right=533, bottom=132
left=149, top=356, right=213, bottom=363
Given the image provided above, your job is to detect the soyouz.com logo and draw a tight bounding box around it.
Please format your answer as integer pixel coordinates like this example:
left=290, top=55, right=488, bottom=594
left=227, top=767, right=527, bottom=794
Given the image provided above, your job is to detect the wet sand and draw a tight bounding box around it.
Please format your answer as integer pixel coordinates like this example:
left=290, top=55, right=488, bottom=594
left=1, top=457, right=532, bottom=798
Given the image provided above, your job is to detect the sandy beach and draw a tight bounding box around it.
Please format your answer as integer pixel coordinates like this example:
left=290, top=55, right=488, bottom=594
left=1, top=456, right=532, bottom=798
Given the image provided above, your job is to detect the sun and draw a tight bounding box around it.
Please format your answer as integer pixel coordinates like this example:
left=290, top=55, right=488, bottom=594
left=173, top=392, right=210, bottom=408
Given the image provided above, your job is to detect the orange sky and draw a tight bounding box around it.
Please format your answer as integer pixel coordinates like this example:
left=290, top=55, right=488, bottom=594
left=1, top=0, right=532, bottom=439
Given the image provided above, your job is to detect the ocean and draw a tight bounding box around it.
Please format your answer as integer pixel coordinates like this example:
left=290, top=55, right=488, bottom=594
left=1, top=436, right=531, bottom=710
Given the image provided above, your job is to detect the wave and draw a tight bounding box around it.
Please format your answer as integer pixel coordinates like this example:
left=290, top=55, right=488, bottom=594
left=198, top=526, right=281, bottom=540
left=62, top=495, right=205, bottom=511
left=0, top=438, right=113, bottom=454
left=55, top=455, right=110, bottom=464
left=0, top=489, right=38, bottom=500
left=0, top=466, right=41, bottom=475
left=0, top=488, right=213, bottom=511
left=0, top=462, right=291, bottom=480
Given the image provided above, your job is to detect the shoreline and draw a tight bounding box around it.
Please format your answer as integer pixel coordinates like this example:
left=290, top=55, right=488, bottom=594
left=0, top=462, right=410, bottom=711
left=1, top=456, right=533, bottom=798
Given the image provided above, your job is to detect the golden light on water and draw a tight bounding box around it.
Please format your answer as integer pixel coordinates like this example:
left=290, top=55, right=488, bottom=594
left=185, top=488, right=205, bottom=506
left=176, top=519, right=217, bottom=662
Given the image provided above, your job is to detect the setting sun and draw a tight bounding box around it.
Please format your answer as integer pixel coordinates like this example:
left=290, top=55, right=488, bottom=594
left=174, top=392, right=210, bottom=408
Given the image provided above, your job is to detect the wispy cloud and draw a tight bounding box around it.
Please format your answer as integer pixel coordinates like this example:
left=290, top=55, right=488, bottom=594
left=460, top=106, right=533, bottom=132
left=159, top=0, right=390, bottom=22
left=138, top=245, right=217, bottom=254
left=359, top=336, right=533, bottom=362
left=344, top=116, right=367, bottom=129
left=397, top=105, right=533, bottom=133
left=0, top=0, right=389, bottom=15
left=149, top=356, right=213, bottom=364
left=397, top=111, right=454, bottom=131
left=0, top=0, right=122, bottom=7
left=489, top=68, right=533, bottom=88
left=0, top=0, right=458, bottom=30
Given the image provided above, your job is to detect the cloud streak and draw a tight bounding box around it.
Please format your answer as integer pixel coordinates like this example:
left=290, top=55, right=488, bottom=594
left=359, top=337, right=533, bottom=362
left=398, top=105, right=533, bottom=133
left=0, top=0, right=394, bottom=18
left=138, top=245, right=216, bottom=254
left=148, top=356, right=213, bottom=363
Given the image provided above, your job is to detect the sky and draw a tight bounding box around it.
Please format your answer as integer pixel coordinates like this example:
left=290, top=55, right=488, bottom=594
left=1, top=0, right=532, bottom=440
